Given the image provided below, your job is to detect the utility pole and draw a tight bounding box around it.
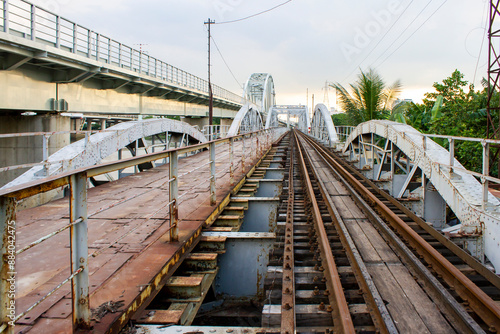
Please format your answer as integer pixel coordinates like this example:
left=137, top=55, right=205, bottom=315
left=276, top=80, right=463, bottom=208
left=205, top=18, right=215, bottom=137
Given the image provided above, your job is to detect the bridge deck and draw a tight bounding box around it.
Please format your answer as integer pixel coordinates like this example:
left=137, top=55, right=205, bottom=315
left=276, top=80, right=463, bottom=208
left=14, top=140, right=256, bottom=334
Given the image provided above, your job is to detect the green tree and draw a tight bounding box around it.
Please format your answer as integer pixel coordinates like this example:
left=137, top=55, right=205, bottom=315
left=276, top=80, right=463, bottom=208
left=332, top=68, right=402, bottom=125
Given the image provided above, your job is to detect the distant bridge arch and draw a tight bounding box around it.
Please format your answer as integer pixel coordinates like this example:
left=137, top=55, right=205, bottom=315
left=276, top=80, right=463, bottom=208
left=227, top=103, right=264, bottom=136
left=243, top=73, right=276, bottom=114
left=310, top=103, right=338, bottom=146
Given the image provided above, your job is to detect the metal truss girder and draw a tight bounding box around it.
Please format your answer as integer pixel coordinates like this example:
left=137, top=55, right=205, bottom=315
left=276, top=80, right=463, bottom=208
left=2, top=119, right=207, bottom=190
left=310, top=103, right=338, bottom=145
left=243, top=73, right=275, bottom=114
left=227, top=103, right=264, bottom=136
left=343, top=120, right=500, bottom=273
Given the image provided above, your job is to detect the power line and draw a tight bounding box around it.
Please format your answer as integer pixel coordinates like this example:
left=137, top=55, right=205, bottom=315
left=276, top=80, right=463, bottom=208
left=375, top=0, right=448, bottom=69
left=473, top=0, right=489, bottom=85
left=210, top=34, right=243, bottom=89
left=368, top=0, right=435, bottom=69
left=215, top=0, right=292, bottom=25
left=340, top=0, right=415, bottom=84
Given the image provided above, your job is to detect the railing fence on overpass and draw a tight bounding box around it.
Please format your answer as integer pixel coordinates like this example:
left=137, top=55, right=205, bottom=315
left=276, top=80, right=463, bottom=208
left=0, top=0, right=243, bottom=104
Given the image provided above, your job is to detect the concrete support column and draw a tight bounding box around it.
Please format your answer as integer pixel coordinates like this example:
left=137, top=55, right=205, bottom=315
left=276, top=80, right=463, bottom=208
left=0, top=114, right=70, bottom=189
left=181, top=116, right=209, bottom=132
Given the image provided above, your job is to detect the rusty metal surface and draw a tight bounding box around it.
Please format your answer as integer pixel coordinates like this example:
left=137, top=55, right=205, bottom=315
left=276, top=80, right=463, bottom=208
left=301, top=132, right=500, bottom=332
left=281, top=137, right=295, bottom=333
left=6, top=136, right=271, bottom=334
left=294, top=131, right=356, bottom=333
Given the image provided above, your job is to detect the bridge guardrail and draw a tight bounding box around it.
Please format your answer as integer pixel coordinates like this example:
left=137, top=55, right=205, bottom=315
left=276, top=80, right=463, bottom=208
left=0, top=0, right=243, bottom=104
left=0, top=127, right=287, bottom=333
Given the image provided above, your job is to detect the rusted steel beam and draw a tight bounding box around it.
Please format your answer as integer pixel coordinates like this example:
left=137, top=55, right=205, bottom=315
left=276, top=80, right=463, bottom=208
left=229, top=138, right=234, bottom=186
left=294, top=131, right=356, bottom=334
left=169, top=151, right=179, bottom=242
left=281, top=138, right=295, bottom=333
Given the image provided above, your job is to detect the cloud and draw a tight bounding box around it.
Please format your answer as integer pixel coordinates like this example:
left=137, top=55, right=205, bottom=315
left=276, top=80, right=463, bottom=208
left=29, top=0, right=488, bottom=107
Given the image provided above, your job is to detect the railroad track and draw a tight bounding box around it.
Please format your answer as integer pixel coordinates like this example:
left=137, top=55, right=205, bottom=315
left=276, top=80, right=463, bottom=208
left=296, top=130, right=500, bottom=333
left=132, top=130, right=500, bottom=334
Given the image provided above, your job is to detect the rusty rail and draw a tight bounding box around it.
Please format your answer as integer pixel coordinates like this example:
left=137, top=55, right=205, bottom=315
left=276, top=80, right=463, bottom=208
left=300, top=132, right=500, bottom=332
left=294, top=131, right=356, bottom=333
left=281, top=135, right=296, bottom=332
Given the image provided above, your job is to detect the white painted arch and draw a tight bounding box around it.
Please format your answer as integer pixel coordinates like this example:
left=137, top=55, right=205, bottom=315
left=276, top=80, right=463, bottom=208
left=227, top=103, right=263, bottom=136
left=2, top=118, right=207, bottom=189
left=343, top=120, right=500, bottom=272
left=310, top=103, right=338, bottom=145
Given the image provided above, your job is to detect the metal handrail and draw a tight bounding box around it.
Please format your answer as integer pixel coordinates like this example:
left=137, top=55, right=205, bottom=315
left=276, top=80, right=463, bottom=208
left=0, top=127, right=287, bottom=333
left=0, top=0, right=243, bottom=104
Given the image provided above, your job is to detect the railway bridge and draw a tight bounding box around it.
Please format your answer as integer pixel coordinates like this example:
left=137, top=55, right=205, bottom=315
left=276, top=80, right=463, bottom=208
left=2, top=1, right=500, bottom=333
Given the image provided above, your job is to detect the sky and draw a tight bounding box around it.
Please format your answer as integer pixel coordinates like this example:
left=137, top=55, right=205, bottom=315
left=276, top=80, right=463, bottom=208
left=31, top=0, right=489, bottom=111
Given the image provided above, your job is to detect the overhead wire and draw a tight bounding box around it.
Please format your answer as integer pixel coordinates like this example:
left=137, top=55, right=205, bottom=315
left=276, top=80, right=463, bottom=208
left=374, top=0, right=448, bottom=69
left=210, top=34, right=243, bottom=89
left=215, top=0, right=292, bottom=25
left=368, top=0, right=436, bottom=69
left=340, top=0, right=415, bottom=84
left=473, top=0, right=489, bottom=85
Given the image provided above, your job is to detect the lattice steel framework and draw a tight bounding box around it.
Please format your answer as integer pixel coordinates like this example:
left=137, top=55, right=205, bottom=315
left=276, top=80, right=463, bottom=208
left=488, top=1, right=500, bottom=169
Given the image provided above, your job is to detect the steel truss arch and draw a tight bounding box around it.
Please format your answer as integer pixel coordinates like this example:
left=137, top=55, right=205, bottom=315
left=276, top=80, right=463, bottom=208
left=227, top=103, right=264, bottom=136
left=310, top=103, right=338, bottom=146
left=243, top=73, right=276, bottom=113
left=3, top=118, right=207, bottom=189
left=343, top=120, right=500, bottom=272
left=266, top=105, right=309, bottom=133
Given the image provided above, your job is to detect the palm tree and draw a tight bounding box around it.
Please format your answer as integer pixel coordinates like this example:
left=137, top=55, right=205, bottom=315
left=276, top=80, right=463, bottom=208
left=332, top=69, right=402, bottom=125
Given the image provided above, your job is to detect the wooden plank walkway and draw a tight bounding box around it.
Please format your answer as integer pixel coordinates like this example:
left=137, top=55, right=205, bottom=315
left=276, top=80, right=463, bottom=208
left=13, top=139, right=262, bottom=334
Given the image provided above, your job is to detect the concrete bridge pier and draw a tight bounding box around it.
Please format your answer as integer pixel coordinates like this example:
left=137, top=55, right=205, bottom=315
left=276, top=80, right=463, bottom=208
left=0, top=114, right=70, bottom=204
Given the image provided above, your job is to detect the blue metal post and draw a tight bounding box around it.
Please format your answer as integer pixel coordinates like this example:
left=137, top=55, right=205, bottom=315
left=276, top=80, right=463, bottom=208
left=69, top=172, right=90, bottom=330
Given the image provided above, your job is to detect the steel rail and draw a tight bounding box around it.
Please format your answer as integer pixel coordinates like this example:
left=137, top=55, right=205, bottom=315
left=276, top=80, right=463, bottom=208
left=296, top=133, right=396, bottom=334
left=300, top=132, right=500, bottom=332
left=328, top=142, right=500, bottom=291
left=293, top=131, right=356, bottom=333
left=281, top=135, right=296, bottom=332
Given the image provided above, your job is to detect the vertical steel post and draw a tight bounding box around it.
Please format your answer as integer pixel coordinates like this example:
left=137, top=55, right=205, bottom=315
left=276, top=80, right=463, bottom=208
left=209, top=142, right=216, bottom=206
left=118, top=149, right=122, bottom=179
left=390, top=142, right=395, bottom=180
left=30, top=4, right=36, bottom=41
left=169, top=151, right=178, bottom=241
left=483, top=142, right=490, bottom=209
left=449, top=138, right=455, bottom=172
left=95, top=33, right=100, bottom=61
left=3, top=0, right=9, bottom=33
left=371, top=133, right=375, bottom=180
left=69, top=172, right=90, bottom=330
left=250, top=133, right=254, bottom=162
left=118, top=43, right=122, bottom=67
left=229, top=138, right=234, bottom=185
left=43, top=135, right=49, bottom=176
left=134, top=139, right=139, bottom=174
left=55, top=15, right=60, bottom=48
left=242, top=135, right=246, bottom=174
left=1, top=196, right=16, bottom=334
left=72, top=23, right=77, bottom=54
